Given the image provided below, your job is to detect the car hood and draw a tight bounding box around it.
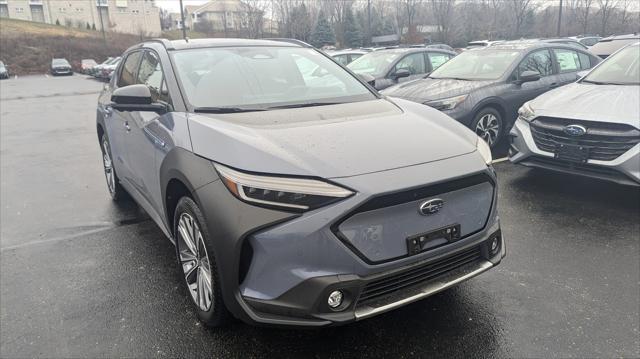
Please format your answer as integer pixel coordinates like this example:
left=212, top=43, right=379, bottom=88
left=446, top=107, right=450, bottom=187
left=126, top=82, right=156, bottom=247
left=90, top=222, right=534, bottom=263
left=187, top=98, right=479, bottom=178
left=381, top=78, right=496, bottom=103
left=530, top=82, right=640, bottom=128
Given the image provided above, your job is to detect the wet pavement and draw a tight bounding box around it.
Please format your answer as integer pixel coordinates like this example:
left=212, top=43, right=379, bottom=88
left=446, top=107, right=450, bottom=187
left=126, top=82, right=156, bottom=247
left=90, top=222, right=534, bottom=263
left=1, top=75, right=638, bottom=358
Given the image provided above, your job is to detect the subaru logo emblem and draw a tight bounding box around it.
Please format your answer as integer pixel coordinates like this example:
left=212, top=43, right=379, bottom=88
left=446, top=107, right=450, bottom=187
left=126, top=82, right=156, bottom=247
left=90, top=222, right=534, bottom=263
left=563, top=124, right=587, bottom=136
left=419, top=198, right=444, bottom=216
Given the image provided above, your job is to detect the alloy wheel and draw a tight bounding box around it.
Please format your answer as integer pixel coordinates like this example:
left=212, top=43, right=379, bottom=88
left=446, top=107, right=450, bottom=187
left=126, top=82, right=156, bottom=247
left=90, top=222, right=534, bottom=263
left=475, top=113, right=500, bottom=146
left=177, top=213, right=213, bottom=312
left=102, top=139, right=115, bottom=194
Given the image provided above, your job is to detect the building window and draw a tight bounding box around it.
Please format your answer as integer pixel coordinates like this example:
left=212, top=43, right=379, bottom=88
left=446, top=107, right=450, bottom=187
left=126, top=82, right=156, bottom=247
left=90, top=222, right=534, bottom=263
left=132, top=9, right=139, bottom=14
left=225, top=11, right=233, bottom=28
left=59, top=7, right=66, bottom=12
left=96, top=0, right=108, bottom=7
left=118, top=8, right=126, bottom=13
left=16, top=7, right=24, bottom=13
left=115, top=0, right=128, bottom=7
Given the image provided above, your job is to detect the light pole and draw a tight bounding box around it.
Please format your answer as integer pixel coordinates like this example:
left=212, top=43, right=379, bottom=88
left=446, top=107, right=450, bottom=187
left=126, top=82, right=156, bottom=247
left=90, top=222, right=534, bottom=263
left=179, top=0, right=187, bottom=40
left=557, top=0, right=563, bottom=36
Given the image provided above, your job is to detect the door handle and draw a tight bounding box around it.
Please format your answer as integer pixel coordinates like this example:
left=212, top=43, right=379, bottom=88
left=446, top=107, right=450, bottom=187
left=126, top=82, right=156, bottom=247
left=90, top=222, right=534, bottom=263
left=549, top=82, right=559, bottom=88
left=125, top=121, right=131, bottom=132
left=104, top=106, right=112, bottom=117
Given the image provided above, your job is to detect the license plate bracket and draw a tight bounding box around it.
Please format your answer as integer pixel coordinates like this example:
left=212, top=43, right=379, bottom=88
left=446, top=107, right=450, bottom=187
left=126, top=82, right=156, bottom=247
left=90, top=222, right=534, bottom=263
left=555, top=143, right=589, bottom=163
left=406, top=224, right=461, bottom=256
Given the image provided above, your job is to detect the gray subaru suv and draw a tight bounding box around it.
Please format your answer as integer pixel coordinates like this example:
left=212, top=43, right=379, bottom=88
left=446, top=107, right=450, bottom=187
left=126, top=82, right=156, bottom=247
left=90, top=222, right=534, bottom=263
left=381, top=42, right=600, bottom=147
left=96, top=38, right=503, bottom=327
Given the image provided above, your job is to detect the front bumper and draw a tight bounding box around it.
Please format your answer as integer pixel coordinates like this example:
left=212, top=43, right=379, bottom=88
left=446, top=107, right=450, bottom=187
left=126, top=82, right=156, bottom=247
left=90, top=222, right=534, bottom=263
left=51, top=68, right=72, bottom=75
left=193, top=152, right=503, bottom=327
left=509, top=118, right=640, bottom=186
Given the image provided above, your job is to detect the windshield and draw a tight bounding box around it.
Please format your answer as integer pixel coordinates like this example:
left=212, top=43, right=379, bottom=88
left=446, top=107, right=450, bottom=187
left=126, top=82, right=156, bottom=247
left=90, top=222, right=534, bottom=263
left=583, top=45, right=639, bottom=85
left=347, top=51, right=402, bottom=78
left=429, top=49, right=520, bottom=80
left=172, top=46, right=375, bottom=110
left=52, top=59, right=69, bottom=66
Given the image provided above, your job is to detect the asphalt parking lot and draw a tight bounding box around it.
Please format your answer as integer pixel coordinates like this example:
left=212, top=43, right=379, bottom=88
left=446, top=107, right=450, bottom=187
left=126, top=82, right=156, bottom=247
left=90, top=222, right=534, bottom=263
left=1, top=74, right=638, bottom=358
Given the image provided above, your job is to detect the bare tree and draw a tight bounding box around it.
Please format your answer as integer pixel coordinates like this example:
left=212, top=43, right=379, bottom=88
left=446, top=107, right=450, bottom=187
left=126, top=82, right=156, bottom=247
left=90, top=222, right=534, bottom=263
left=241, top=0, right=268, bottom=38
left=576, top=0, right=594, bottom=35
left=397, top=0, right=424, bottom=43
left=596, top=0, right=618, bottom=35
left=506, top=0, right=538, bottom=37
left=430, top=0, right=455, bottom=44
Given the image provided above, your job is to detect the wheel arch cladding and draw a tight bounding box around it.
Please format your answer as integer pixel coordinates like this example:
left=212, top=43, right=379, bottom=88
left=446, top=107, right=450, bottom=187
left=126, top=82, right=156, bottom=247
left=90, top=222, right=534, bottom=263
left=159, top=147, right=220, bottom=235
left=475, top=99, right=506, bottom=121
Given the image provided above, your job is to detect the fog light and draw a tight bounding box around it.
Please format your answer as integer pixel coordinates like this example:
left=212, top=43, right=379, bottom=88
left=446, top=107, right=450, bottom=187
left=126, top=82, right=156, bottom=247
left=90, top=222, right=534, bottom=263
left=490, top=238, right=499, bottom=252
left=327, top=290, right=343, bottom=309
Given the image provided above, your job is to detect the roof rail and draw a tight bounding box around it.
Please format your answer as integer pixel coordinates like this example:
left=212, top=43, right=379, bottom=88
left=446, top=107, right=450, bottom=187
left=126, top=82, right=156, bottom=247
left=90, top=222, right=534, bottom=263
left=147, top=38, right=175, bottom=50
left=263, top=38, right=313, bottom=48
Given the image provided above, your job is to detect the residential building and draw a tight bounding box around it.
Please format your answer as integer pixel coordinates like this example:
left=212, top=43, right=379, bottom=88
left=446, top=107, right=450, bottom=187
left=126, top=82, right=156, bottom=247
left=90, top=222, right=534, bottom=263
left=0, top=0, right=161, bottom=36
left=182, top=0, right=276, bottom=37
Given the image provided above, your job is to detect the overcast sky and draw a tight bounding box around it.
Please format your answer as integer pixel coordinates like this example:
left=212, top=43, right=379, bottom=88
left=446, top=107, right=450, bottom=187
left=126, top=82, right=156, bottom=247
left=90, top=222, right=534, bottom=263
left=155, top=0, right=208, bottom=13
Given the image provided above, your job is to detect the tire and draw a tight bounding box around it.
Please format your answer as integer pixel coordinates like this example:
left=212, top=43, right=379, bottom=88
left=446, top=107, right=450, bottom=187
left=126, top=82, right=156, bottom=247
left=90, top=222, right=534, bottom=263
left=100, top=133, right=128, bottom=202
left=471, top=107, right=503, bottom=148
left=174, top=196, right=231, bottom=327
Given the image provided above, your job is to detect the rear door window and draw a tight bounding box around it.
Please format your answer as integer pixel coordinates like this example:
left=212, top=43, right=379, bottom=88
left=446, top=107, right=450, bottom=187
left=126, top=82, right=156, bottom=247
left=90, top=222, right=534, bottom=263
left=577, top=52, right=593, bottom=70
left=553, top=48, right=581, bottom=73
left=118, top=51, right=143, bottom=87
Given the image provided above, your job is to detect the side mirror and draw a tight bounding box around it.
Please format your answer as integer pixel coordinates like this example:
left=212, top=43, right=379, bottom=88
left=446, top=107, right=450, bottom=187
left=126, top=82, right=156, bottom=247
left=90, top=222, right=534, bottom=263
left=576, top=70, right=589, bottom=79
left=110, top=84, right=167, bottom=114
left=392, top=69, right=411, bottom=80
left=358, top=73, right=376, bottom=87
left=517, top=70, right=541, bottom=84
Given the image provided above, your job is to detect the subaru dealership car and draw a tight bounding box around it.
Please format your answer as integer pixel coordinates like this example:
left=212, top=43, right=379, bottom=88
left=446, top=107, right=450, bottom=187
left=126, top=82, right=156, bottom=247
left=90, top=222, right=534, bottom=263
left=509, top=42, right=640, bottom=186
left=347, top=47, right=456, bottom=90
left=326, top=49, right=369, bottom=65
left=50, top=58, right=72, bottom=76
left=96, top=38, right=503, bottom=327
left=381, top=42, right=600, bottom=147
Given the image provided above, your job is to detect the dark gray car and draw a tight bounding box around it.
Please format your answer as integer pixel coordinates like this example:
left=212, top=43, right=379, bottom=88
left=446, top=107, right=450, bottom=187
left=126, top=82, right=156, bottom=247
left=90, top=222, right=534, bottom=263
left=381, top=42, right=601, bottom=147
left=96, top=38, right=503, bottom=328
left=347, top=47, right=456, bottom=90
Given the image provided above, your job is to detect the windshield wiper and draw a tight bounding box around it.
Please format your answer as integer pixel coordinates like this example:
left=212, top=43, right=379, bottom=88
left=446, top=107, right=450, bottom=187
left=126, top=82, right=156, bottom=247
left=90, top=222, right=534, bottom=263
left=582, top=79, right=632, bottom=85
left=428, top=76, right=471, bottom=81
left=193, top=106, right=266, bottom=114
left=266, top=102, right=341, bottom=110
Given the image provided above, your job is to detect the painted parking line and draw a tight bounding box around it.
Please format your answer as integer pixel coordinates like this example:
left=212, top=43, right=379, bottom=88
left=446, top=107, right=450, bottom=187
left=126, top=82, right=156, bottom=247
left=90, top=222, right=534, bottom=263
left=493, top=157, right=509, bottom=164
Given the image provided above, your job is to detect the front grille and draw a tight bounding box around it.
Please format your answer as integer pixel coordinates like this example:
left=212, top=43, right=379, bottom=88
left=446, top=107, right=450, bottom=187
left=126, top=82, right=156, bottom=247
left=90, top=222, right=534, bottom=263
left=358, top=245, right=482, bottom=304
left=530, top=117, right=640, bottom=161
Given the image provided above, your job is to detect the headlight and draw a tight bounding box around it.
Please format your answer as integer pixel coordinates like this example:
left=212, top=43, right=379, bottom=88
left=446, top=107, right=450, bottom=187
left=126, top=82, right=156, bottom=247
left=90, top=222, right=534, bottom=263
left=214, top=163, right=353, bottom=212
left=518, top=101, right=536, bottom=121
left=477, top=136, right=493, bottom=165
left=424, top=94, right=468, bottom=111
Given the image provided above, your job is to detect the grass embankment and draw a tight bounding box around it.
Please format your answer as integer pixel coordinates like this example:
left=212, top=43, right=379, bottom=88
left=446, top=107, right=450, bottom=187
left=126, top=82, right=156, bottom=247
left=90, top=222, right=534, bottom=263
left=0, top=18, right=145, bottom=74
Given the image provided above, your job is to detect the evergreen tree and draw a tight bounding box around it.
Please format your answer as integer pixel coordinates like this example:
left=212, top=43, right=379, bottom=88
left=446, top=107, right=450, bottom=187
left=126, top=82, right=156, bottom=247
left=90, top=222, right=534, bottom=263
left=344, top=7, right=363, bottom=48
left=310, top=11, right=335, bottom=48
left=55, top=19, right=61, bottom=26
left=86, top=22, right=91, bottom=30
left=92, top=23, right=96, bottom=30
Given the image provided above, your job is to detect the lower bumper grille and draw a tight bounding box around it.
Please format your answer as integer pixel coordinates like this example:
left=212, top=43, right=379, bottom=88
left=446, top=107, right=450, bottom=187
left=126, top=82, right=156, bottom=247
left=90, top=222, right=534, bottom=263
left=358, top=245, right=482, bottom=304
left=530, top=117, right=640, bottom=161
left=523, top=156, right=639, bottom=186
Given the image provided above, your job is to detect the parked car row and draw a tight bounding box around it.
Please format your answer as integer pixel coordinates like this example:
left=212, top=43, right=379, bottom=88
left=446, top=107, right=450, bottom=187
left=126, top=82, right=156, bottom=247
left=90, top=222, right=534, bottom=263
left=87, top=57, right=122, bottom=80
left=93, top=35, right=638, bottom=330
left=380, top=41, right=601, bottom=147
